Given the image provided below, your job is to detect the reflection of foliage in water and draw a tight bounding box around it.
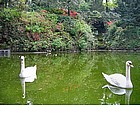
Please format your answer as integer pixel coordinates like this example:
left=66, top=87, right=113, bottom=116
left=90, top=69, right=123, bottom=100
left=100, top=87, right=125, bottom=105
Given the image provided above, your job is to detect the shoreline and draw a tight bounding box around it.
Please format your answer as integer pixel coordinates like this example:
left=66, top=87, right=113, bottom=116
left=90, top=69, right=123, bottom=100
left=11, top=49, right=140, bottom=55
left=1, top=48, right=140, bottom=56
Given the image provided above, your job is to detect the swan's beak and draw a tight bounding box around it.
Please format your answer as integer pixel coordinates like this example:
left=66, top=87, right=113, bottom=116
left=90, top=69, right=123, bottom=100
left=130, top=64, right=134, bottom=68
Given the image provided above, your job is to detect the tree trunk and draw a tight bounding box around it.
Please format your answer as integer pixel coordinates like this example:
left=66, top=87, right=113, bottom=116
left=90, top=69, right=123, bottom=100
left=67, top=0, right=70, bottom=16
left=106, top=0, right=109, bottom=12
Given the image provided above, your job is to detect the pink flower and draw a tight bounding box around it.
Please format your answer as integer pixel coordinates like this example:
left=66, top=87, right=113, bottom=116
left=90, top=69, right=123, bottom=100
left=107, top=21, right=113, bottom=26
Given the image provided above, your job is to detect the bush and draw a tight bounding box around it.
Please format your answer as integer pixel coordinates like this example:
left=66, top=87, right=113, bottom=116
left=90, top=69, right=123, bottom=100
left=104, top=22, right=140, bottom=49
left=0, top=8, right=21, bottom=22
left=45, top=8, right=64, bottom=15
left=1, top=7, right=96, bottom=52
left=58, top=15, right=95, bottom=50
left=70, top=19, right=95, bottom=49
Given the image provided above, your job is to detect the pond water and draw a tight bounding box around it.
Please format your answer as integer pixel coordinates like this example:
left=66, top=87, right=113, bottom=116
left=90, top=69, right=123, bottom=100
left=0, top=51, right=140, bottom=105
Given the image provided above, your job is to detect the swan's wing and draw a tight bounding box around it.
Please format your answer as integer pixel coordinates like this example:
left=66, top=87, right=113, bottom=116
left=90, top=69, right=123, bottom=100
left=24, top=77, right=36, bottom=82
left=102, top=73, right=126, bottom=87
left=25, top=66, right=36, bottom=72
left=109, top=74, right=126, bottom=87
left=102, top=72, right=112, bottom=84
left=21, top=65, right=37, bottom=78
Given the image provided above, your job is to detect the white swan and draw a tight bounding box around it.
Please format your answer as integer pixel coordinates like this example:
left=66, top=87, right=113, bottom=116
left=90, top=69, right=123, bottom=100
left=19, top=56, right=37, bottom=78
left=102, top=61, right=133, bottom=89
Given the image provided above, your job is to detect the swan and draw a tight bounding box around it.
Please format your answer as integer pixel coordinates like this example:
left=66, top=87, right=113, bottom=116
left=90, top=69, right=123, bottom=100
left=102, top=61, right=133, bottom=89
left=19, top=56, right=37, bottom=78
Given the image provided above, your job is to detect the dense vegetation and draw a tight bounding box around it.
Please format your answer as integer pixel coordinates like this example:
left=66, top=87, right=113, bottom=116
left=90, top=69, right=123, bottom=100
left=105, top=0, right=140, bottom=50
left=0, top=0, right=140, bottom=52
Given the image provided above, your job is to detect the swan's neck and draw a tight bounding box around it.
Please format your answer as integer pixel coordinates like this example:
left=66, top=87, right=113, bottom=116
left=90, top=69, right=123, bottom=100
left=20, top=60, right=25, bottom=72
left=126, top=65, right=131, bottom=81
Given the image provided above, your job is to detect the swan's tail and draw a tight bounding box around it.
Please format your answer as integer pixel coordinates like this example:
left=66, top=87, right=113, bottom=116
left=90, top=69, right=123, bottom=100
left=102, top=72, right=108, bottom=79
left=34, top=65, right=37, bottom=70
left=102, top=72, right=112, bottom=84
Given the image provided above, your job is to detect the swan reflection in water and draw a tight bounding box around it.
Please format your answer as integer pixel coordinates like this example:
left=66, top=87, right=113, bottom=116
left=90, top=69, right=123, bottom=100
left=20, top=76, right=36, bottom=99
left=100, top=85, right=133, bottom=105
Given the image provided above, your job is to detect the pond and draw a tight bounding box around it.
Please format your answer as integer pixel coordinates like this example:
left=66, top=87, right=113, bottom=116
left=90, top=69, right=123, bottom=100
left=0, top=51, right=140, bottom=105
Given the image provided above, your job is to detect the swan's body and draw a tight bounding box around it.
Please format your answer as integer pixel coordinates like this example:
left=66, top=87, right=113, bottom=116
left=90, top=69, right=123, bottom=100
left=19, top=56, right=37, bottom=78
left=102, top=61, right=133, bottom=89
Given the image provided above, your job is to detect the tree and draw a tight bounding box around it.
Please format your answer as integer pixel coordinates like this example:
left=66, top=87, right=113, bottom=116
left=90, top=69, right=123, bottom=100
left=116, top=0, right=140, bottom=26
left=90, top=0, right=104, bottom=12
left=0, top=0, right=11, bottom=8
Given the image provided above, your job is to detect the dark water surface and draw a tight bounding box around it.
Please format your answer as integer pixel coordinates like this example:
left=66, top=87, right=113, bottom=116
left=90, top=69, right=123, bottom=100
left=0, top=52, right=140, bottom=105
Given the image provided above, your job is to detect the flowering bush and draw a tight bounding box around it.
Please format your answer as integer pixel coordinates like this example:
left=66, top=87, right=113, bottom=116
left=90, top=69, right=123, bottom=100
left=61, top=9, right=78, bottom=18
left=1, top=7, right=96, bottom=52
left=107, top=21, right=113, bottom=26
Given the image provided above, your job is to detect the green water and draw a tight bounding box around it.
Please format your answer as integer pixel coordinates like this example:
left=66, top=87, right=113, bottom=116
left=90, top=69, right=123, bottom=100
left=0, top=52, right=140, bottom=105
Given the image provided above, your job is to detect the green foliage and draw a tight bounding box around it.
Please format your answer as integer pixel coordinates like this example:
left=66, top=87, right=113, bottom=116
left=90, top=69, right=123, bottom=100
left=51, top=38, right=65, bottom=49
left=0, top=8, right=21, bottom=22
left=79, top=1, right=90, bottom=12
left=116, top=0, right=140, bottom=26
left=58, top=15, right=73, bottom=33
left=1, top=5, right=97, bottom=52
left=90, top=10, right=102, bottom=19
left=103, top=0, right=118, bottom=10
left=29, top=3, right=42, bottom=11
left=103, top=0, right=140, bottom=50
left=30, top=40, right=50, bottom=51
left=26, top=24, right=44, bottom=33
left=70, top=19, right=95, bottom=49
left=45, top=8, right=64, bottom=14
left=45, top=13, right=58, bottom=23
left=57, top=14, right=95, bottom=50
left=21, top=11, right=45, bottom=23
left=86, top=10, right=102, bottom=23
left=78, top=38, right=87, bottom=49
left=21, top=11, right=58, bottom=33
left=101, top=11, right=120, bottom=23
left=89, top=0, right=104, bottom=12
left=70, top=19, right=92, bottom=36
left=105, top=22, right=140, bottom=49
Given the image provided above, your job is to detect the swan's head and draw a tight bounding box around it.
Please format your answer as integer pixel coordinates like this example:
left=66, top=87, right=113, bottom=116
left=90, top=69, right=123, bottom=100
left=20, top=56, right=25, bottom=65
left=126, top=61, right=134, bottom=67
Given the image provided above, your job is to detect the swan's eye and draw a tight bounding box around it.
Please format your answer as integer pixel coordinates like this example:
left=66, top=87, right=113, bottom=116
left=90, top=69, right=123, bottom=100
left=128, top=62, right=132, bottom=65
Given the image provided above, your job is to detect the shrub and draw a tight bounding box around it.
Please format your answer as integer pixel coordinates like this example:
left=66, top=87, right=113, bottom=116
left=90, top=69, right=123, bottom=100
left=51, top=37, right=65, bottom=50
left=45, top=8, right=64, bottom=15
left=104, top=22, right=140, bottom=49
left=1, top=7, right=96, bottom=52
left=0, top=8, right=21, bottom=22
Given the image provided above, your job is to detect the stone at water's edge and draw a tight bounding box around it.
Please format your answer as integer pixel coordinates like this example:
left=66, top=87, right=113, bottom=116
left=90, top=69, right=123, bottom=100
left=0, top=49, right=10, bottom=57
